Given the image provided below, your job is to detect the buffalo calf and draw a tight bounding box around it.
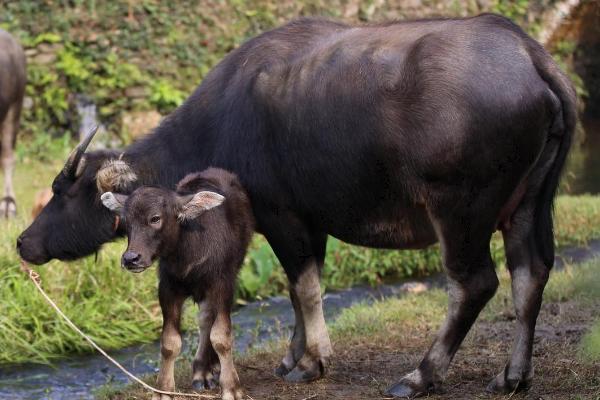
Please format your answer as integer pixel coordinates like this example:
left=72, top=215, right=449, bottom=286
left=101, top=168, right=254, bottom=400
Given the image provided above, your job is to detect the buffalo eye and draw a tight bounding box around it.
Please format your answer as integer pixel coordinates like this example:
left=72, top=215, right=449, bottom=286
left=52, top=183, right=61, bottom=196
left=149, top=215, right=161, bottom=225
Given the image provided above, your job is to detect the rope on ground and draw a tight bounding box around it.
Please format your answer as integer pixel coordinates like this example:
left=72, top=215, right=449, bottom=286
left=19, top=259, right=216, bottom=399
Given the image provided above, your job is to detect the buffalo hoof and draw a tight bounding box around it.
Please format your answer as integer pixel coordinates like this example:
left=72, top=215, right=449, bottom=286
left=274, top=362, right=292, bottom=378
left=385, top=381, right=433, bottom=398
left=486, top=368, right=531, bottom=394
left=283, top=357, right=324, bottom=383
left=0, top=196, right=16, bottom=219
left=386, top=369, right=438, bottom=398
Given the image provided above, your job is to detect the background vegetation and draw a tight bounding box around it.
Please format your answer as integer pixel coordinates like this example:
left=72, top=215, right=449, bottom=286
left=0, top=0, right=582, bottom=148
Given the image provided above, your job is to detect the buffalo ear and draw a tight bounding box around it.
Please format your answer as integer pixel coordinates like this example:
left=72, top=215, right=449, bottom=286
left=100, top=192, right=127, bottom=213
left=96, top=159, right=138, bottom=194
left=177, top=191, right=225, bottom=222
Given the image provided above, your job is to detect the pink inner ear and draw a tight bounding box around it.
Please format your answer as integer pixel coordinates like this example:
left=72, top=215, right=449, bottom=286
left=195, top=191, right=225, bottom=209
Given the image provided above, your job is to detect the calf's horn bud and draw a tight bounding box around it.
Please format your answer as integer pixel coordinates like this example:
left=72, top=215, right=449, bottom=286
left=63, top=126, right=99, bottom=178
left=96, top=158, right=138, bottom=194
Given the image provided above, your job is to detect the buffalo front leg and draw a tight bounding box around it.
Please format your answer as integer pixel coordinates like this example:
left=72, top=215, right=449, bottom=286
left=261, top=211, right=331, bottom=382
left=387, top=213, right=499, bottom=397
left=275, top=285, right=306, bottom=377
left=192, top=302, right=220, bottom=391
left=1, top=104, right=19, bottom=218
left=488, top=207, right=550, bottom=393
left=210, top=309, right=243, bottom=400
left=283, top=260, right=332, bottom=382
left=154, top=280, right=185, bottom=400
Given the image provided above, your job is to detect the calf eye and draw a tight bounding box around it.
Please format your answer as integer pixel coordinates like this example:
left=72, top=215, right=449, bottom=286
left=150, top=215, right=161, bottom=225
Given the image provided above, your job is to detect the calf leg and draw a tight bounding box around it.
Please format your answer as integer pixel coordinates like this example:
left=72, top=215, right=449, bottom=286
left=154, top=280, right=185, bottom=400
left=1, top=104, right=20, bottom=218
left=387, top=212, right=498, bottom=397
left=487, top=204, right=550, bottom=393
left=210, top=308, right=243, bottom=400
left=192, top=302, right=220, bottom=391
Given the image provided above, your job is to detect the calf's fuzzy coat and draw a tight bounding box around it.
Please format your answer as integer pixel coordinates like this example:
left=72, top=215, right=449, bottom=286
left=102, top=168, right=254, bottom=400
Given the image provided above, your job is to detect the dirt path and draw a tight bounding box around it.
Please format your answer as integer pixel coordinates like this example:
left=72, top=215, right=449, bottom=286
left=229, top=300, right=599, bottom=400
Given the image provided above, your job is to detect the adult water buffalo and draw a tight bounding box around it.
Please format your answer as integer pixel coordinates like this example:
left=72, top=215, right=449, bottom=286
left=0, top=29, right=26, bottom=218
left=18, top=14, right=575, bottom=397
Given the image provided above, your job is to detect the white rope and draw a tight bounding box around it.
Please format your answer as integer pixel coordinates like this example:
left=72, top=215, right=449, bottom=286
left=20, top=260, right=216, bottom=399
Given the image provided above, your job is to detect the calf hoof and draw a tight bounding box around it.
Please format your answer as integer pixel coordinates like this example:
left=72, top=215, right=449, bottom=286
left=151, top=393, right=172, bottom=400
left=486, top=368, right=531, bottom=394
left=192, top=375, right=219, bottom=391
left=221, top=387, right=244, bottom=400
left=0, top=197, right=16, bottom=218
left=283, top=356, right=325, bottom=383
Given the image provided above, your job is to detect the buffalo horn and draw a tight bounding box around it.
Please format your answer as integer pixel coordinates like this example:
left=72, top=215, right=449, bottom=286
left=63, top=126, right=99, bottom=178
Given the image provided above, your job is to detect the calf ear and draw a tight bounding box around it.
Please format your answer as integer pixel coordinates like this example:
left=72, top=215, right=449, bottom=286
left=178, top=191, right=225, bottom=222
left=101, top=192, right=127, bottom=213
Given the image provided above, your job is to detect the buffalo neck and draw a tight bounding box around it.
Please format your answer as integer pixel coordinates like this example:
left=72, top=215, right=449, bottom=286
left=121, top=101, right=218, bottom=190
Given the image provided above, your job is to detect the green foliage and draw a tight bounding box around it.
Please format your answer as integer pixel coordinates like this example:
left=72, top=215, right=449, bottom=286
left=491, top=0, right=530, bottom=21
left=0, top=0, right=589, bottom=145
left=552, top=39, right=590, bottom=99
left=580, top=320, right=600, bottom=361
left=15, top=133, right=73, bottom=163
left=56, top=47, right=92, bottom=92
left=21, top=63, right=69, bottom=138
left=238, top=241, right=286, bottom=300
left=149, top=79, right=186, bottom=113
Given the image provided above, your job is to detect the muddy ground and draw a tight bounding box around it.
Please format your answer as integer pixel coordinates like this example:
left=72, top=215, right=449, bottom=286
left=108, top=296, right=600, bottom=400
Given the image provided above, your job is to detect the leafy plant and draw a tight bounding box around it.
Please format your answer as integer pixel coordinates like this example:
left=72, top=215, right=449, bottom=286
left=149, top=79, right=186, bottom=113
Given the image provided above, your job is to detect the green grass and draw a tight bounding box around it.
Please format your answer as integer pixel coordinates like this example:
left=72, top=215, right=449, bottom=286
left=1, top=157, right=600, bottom=364
left=328, top=256, right=600, bottom=359
left=581, top=321, right=600, bottom=361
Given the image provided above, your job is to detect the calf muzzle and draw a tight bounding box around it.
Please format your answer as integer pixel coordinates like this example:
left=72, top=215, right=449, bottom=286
left=121, top=250, right=147, bottom=272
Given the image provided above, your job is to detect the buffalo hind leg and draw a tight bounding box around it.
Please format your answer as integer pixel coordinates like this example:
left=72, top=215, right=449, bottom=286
left=154, top=280, right=185, bottom=400
left=191, top=301, right=220, bottom=391
left=387, top=212, right=498, bottom=397
left=1, top=104, right=20, bottom=218
left=487, top=204, right=550, bottom=393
